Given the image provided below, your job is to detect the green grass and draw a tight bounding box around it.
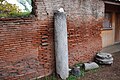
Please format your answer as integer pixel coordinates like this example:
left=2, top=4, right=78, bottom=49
left=0, top=13, right=8, bottom=18
left=80, top=68, right=85, bottom=77
left=0, top=12, right=31, bottom=18
left=67, top=75, right=77, bottom=80
left=67, top=63, right=85, bottom=80
left=37, top=63, right=99, bottom=80
left=75, top=63, right=82, bottom=67
left=9, top=12, right=31, bottom=18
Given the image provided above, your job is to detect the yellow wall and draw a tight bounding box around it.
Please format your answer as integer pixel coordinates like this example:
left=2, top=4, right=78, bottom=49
left=101, top=12, right=116, bottom=48
left=101, top=30, right=114, bottom=47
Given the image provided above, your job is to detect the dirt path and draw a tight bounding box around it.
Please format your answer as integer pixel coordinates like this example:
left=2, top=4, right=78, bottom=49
left=79, top=52, right=120, bottom=80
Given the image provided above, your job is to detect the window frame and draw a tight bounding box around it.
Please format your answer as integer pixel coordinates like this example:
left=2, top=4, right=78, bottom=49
left=103, top=12, right=113, bottom=30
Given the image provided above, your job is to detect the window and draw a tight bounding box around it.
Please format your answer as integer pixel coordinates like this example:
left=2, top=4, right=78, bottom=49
left=0, top=0, right=33, bottom=18
left=103, top=12, right=112, bottom=29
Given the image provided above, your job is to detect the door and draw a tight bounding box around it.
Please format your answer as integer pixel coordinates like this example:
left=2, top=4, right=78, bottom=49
left=115, top=13, right=120, bottom=42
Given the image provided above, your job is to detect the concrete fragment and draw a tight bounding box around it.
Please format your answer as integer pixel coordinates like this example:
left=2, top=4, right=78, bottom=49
left=58, top=8, right=64, bottom=12
left=69, top=68, right=72, bottom=71
left=54, top=9, right=69, bottom=79
left=96, top=53, right=112, bottom=59
left=95, top=58, right=113, bottom=64
left=84, top=62, right=99, bottom=71
left=71, top=67, right=81, bottom=76
left=95, top=53, right=113, bottom=64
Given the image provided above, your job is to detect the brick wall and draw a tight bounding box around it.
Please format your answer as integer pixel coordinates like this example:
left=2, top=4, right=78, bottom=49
left=36, top=0, right=104, bottom=66
left=0, top=18, right=55, bottom=80
left=0, top=0, right=104, bottom=79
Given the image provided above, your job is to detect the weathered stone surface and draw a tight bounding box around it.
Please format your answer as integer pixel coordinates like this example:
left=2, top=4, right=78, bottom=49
left=54, top=11, right=69, bottom=79
left=95, top=53, right=113, bottom=64
left=84, top=62, right=99, bottom=71
left=96, top=53, right=112, bottom=59
left=71, top=67, right=81, bottom=76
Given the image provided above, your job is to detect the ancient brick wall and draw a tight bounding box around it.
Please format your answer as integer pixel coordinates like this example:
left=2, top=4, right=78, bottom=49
left=0, top=0, right=104, bottom=79
left=36, top=0, right=104, bottom=65
left=0, top=18, right=55, bottom=80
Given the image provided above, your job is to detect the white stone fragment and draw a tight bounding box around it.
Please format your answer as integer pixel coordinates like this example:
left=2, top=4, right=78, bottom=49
left=54, top=11, right=69, bottom=79
left=84, top=62, right=99, bottom=71
left=58, top=8, right=64, bottom=12
left=95, top=52, right=113, bottom=64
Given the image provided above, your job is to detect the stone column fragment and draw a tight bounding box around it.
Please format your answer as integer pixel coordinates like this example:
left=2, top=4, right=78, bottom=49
left=54, top=10, right=69, bottom=79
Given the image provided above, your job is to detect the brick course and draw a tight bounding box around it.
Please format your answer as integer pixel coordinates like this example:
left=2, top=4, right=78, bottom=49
left=0, top=0, right=104, bottom=79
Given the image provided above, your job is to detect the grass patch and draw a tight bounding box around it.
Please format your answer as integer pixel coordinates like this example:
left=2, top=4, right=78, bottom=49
left=74, top=63, right=83, bottom=67
left=67, top=75, right=77, bottom=80
left=9, top=12, right=31, bottom=18
left=80, top=68, right=85, bottom=77
left=0, top=12, right=31, bottom=18
left=38, top=63, right=99, bottom=80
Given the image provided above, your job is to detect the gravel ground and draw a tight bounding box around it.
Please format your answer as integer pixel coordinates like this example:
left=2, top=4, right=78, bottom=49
left=79, top=51, right=120, bottom=80
left=40, top=52, right=120, bottom=80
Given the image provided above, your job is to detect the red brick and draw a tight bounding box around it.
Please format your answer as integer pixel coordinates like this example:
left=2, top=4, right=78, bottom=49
left=0, top=0, right=104, bottom=79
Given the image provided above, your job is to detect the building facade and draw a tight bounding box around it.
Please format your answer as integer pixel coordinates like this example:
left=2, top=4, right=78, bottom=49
left=101, top=0, right=120, bottom=47
left=1, top=0, right=119, bottom=79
